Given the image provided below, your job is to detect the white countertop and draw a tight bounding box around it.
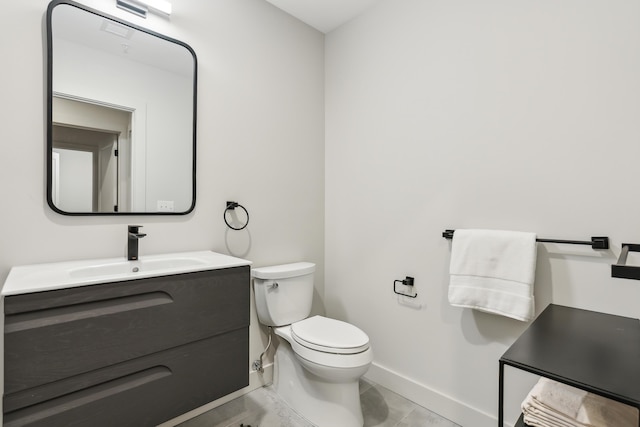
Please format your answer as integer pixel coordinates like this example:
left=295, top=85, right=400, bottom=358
left=2, top=251, right=251, bottom=296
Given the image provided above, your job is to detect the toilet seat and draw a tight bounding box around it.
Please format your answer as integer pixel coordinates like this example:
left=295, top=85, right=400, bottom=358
left=275, top=317, right=373, bottom=369
left=291, top=316, right=369, bottom=354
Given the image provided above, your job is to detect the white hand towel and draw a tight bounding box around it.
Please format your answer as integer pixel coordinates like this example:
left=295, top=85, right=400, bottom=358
left=448, top=229, right=537, bottom=321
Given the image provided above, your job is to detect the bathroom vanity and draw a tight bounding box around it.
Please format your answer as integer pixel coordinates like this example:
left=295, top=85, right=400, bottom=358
left=2, top=251, right=251, bottom=427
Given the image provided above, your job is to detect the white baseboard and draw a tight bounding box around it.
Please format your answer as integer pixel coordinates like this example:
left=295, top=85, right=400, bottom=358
left=364, top=362, right=496, bottom=427
left=158, top=364, right=274, bottom=427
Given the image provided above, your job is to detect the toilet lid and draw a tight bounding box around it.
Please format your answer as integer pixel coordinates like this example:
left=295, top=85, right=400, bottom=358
left=291, top=316, right=369, bottom=354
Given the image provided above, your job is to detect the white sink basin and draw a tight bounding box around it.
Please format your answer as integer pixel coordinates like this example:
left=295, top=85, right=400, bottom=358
left=69, top=257, right=209, bottom=278
left=2, top=251, right=251, bottom=296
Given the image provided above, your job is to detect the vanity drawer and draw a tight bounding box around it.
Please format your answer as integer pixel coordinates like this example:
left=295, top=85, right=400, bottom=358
left=3, top=328, right=249, bottom=427
left=4, top=266, right=250, bottom=394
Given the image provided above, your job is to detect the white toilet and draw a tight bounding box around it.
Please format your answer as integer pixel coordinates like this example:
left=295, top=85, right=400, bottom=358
left=252, top=262, right=373, bottom=427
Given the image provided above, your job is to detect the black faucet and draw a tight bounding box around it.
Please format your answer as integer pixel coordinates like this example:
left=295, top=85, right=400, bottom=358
left=127, top=225, right=147, bottom=260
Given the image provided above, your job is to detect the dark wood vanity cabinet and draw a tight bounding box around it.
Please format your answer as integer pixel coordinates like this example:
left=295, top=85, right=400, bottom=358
left=3, top=266, right=250, bottom=427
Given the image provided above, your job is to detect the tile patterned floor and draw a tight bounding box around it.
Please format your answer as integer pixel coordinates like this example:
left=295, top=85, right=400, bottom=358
left=178, top=379, right=460, bottom=427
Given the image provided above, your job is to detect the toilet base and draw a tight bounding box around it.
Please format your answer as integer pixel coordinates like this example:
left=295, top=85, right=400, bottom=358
left=274, top=339, right=365, bottom=427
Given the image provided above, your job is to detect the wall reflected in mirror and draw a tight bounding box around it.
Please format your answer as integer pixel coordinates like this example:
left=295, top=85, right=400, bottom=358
left=47, top=0, right=197, bottom=215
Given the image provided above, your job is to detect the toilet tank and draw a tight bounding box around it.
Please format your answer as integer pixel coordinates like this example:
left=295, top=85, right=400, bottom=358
left=252, top=262, right=315, bottom=326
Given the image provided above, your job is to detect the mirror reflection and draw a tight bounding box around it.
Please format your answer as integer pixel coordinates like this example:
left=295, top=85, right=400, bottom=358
left=47, top=0, right=197, bottom=214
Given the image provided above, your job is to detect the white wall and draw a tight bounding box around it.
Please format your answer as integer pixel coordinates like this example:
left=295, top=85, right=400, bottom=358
left=325, top=0, right=640, bottom=425
left=0, top=0, right=324, bottom=419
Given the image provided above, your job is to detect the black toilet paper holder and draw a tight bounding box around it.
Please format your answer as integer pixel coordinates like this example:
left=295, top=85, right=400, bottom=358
left=394, top=276, right=417, bottom=298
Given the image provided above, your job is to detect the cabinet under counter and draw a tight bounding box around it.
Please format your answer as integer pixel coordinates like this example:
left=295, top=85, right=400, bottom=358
left=3, top=265, right=250, bottom=427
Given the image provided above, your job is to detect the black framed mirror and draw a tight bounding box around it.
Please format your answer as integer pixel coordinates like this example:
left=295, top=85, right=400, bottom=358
left=46, top=0, right=197, bottom=215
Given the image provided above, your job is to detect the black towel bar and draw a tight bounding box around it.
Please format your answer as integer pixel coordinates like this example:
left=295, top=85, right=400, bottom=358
left=442, top=230, right=609, bottom=250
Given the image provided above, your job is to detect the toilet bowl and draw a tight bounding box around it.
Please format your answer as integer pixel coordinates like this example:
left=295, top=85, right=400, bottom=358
left=252, top=263, right=372, bottom=427
left=273, top=317, right=372, bottom=427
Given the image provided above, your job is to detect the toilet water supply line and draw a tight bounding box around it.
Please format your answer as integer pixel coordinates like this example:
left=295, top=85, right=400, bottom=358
left=253, top=326, right=273, bottom=374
